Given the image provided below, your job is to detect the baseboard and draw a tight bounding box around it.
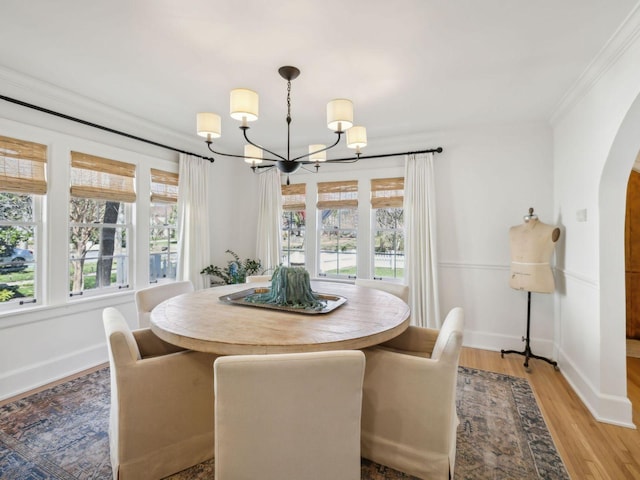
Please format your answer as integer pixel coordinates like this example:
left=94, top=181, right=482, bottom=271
left=463, top=330, right=556, bottom=359
left=0, top=343, right=108, bottom=402
left=558, top=349, right=635, bottom=429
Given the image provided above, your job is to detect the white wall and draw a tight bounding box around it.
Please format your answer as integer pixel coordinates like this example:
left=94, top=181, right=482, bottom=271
left=551, top=10, right=640, bottom=427
left=433, top=124, right=556, bottom=353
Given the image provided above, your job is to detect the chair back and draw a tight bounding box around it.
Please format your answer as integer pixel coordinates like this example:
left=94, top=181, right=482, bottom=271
left=431, top=306, right=464, bottom=363
left=103, top=307, right=141, bottom=365
left=135, top=280, right=194, bottom=327
left=214, top=350, right=365, bottom=480
left=355, top=278, right=409, bottom=303
left=246, top=275, right=272, bottom=283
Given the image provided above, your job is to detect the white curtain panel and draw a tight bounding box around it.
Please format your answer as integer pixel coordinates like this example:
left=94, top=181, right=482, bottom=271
left=176, top=154, right=211, bottom=290
left=255, top=167, right=282, bottom=272
left=404, top=152, right=441, bottom=328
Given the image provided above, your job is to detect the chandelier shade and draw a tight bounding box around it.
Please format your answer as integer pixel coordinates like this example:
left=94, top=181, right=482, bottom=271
left=244, top=144, right=263, bottom=165
left=346, top=126, right=367, bottom=151
left=309, top=144, right=327, bottom=162
left=196, top=112, right=221, bottom=138
left=326, top=99, right=354, bottom=132
left=230, top=88, right=259, bottom=122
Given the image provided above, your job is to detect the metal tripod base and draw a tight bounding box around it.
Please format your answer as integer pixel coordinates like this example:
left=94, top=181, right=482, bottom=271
left=501, top=345, right=558, bottom=370
left=501, top=291, right=559, bottom=372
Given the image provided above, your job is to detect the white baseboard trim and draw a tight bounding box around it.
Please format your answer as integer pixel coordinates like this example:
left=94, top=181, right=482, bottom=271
left=0, top=343, right=108, bottom=402
left=463, top=330, right=556, bottom=358
left=558, top=349, right=635, bottom=429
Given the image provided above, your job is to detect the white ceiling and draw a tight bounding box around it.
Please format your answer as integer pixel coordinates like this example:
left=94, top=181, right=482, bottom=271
left=1, top=0, right=639, bottom=157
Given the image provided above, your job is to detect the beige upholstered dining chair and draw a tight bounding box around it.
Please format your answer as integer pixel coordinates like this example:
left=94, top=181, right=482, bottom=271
left=134, top=280, right=193, bottom=327
left=245, top=274, right=272, bottom=283
left=361, top=307, right=465, bottom=480
left=103, top=307, right=217, bottom=480
left=354, top=278, right=410, bottom=303
left=214, top=350, right=366, bottom=480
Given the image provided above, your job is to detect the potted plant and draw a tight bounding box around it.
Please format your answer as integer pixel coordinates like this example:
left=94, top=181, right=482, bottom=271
left=201, top=250, right=263, bottom=285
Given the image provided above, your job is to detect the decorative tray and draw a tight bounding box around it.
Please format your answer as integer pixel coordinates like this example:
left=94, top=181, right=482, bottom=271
left=219, top=287, right=347, bottom=315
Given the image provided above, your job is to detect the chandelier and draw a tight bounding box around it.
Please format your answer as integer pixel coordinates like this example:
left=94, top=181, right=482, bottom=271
left=196, top=66, right=367, bottom=179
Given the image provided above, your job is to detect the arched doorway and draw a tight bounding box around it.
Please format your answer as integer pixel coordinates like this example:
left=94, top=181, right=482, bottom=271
left=599, top=91, right=640, bottom=428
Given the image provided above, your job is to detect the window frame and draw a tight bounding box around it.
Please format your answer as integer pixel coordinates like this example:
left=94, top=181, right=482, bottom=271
left=0, top=193, right=43, bottom=311
left=68, top=198, right=132, bottom=298
left=370, top=177, right=405, bottom=281
left=149, top=201, right=178, bottom=284
left=281, top=183, right=306, bottom=268
left=68, top=151, right=135, bottom=299
left=316, top=180, right=359, bottom=279
left=0, top=135, right=48, bottom=312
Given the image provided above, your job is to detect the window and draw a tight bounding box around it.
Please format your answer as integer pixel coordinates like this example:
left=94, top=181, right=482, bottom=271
left=69, top=151, right=134, bottom=297
left=371, top=177, right=404, bottom=279
left=317, top=180, right=358, bottom=278
left=281, top=183, right=306, bottom=267
left=149, top=169, right=178, bottom=283
left=0, top=135, right=46, bottom=308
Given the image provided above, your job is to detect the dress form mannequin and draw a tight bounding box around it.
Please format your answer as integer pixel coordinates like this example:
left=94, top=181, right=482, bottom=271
left=502, top=208, right=560, bottom=371
left=509, top=209, right=560, bottom=294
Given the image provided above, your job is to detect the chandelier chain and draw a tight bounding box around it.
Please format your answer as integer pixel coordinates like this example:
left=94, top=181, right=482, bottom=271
left=286, top=80, right=292, bottom=124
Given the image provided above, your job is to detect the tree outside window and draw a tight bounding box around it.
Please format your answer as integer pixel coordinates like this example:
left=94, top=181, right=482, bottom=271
left=69, top=199, right=128, bottom=294
left=373, top=208, right=404, bottom=278
left=370, top=177, right=405, bottom=279
left=319, top=208, right=358, bottom=277
left=0, top=193, right=37, bottom=303
left=0, top=135, right=46, bottom=307
left=317, top=180, right=358, bottom=278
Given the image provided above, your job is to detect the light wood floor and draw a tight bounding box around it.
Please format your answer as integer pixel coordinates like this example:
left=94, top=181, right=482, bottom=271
left=461, top=347, right=640, bottom=480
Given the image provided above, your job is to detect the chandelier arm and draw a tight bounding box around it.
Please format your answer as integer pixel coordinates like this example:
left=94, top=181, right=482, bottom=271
left=290, top=131, right=343, bottom=162
left=241, top=126, right=287, bottom=162
left=252, top=164, right=276, bottom=172
left=299, top=165, right=320, bottom=173
left=205, top=141, right=257, bottom=161
left=322, top=147, right=443, bottom=163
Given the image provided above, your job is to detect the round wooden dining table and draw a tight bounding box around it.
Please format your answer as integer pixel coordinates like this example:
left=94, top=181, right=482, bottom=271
left=150, top=280, right=410, bottom=355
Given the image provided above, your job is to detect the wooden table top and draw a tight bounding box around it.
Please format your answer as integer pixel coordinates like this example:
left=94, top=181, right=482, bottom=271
left=150, top=280, right=410, bottom=354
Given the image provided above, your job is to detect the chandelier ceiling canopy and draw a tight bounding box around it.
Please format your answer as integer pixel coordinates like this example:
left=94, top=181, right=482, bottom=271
left=196, top=65, right=368, bottom=178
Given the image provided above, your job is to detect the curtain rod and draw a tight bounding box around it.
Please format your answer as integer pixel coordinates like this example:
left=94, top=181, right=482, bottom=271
left=0, top=94, right=443, bottom=163
left=0, top=94, right=216, bottom=162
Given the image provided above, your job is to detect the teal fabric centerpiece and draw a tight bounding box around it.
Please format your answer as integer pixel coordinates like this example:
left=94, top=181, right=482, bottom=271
left=245, top=266, right=326, bottom=311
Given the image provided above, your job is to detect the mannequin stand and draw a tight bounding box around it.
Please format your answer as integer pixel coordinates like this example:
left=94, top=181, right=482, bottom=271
left=501, top=291, right=559, bottom=371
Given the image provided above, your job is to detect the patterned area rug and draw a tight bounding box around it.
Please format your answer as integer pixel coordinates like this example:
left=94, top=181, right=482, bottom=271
left=0, top=366, right=569, bottom=479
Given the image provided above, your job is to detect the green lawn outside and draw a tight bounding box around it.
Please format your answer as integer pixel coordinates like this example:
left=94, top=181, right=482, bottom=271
left=324, top=266, right=404, bottom=278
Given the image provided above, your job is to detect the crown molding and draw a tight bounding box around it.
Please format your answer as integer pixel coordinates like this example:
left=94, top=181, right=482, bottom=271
left=550, top=4, right=640, bottom=126
left=0, top=65, right=204, bottom=154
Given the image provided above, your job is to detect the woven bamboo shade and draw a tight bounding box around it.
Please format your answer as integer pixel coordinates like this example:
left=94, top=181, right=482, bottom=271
left=281, top=183, right=306, bottom=211
left=316, top=180, right=358, bottom=209
left=70, top=151, right=136, bottom=203
left=0, top=135, right=47, bottom=195
left=150, top=168, right=179, bottom=203
left=371, top=177, right=404, bottom=208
